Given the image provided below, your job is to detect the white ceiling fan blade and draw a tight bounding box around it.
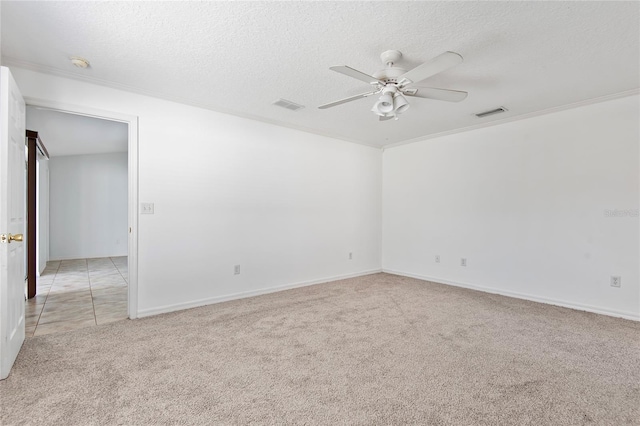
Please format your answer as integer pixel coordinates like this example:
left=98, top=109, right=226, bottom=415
left=404, top=87, right=468, bottom=102
left=318, top=91, right=378, bottom=109
left=330, top=66, right=384, bottom=85
left=379, top=115, right=394, bottom=121
left=399, top=51, right=463, bottom=84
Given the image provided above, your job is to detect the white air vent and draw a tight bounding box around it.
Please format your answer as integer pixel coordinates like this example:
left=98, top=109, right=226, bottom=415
left=272, top=98, right=305, bottom=111
left=475, top=107, right=507, bottom=118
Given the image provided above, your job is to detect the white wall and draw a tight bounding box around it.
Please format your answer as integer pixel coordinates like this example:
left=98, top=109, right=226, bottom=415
left=11, top=68, right=382, bottom=315
left=37, top=155, right=49, bottom=273
left=0, top=3, right=2, bottom=66
left=383, top=95, right=640, bottom=319
left=8, top=68, right=638, bottom=321
left=49, top=152, right=128, bottom=260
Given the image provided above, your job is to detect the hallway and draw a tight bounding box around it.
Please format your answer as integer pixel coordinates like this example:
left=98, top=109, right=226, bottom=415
left=26, top=257, right=128, bottom=337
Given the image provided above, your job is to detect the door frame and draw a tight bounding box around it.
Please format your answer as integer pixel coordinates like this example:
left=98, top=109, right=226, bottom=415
left=24, top=97, right=139, bottom=319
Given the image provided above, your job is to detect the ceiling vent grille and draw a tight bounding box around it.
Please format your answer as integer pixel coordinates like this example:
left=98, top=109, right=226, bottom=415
left=272, top=98, right=305, bottom=111
left=475, top=107, right=507, bottom=118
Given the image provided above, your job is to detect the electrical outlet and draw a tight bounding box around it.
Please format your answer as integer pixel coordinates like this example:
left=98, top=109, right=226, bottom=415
left=435, top=255, right=440, bottom=263
left=611, top=276, right=621, bottom=287
left=234, top=265, right=240, bottom=275
left=461, top=258, right=467, bottom=267
left=349, top=252, right=353, bottom=260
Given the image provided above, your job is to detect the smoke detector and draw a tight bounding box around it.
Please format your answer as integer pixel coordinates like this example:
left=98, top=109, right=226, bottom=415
left=70, top=57, right=90, bottom=69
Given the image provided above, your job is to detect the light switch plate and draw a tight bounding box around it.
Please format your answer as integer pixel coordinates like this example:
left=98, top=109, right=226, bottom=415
left=141, top=203, right=154, bottom=214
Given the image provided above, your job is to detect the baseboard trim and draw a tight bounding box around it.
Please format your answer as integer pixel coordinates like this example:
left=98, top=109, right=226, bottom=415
left=49, top=254, right=127, bottom=261
left=383, top=269, right=640, bottom=322
left=137, top=269, right=383, bottom=318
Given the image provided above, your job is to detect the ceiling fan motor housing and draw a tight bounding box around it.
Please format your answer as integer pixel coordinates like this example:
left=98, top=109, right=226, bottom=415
left=373, top=50, right=407, bottom=84
left=373, top=67, right=407, bottom=84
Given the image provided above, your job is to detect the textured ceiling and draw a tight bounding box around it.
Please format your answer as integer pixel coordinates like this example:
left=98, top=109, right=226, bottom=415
left=2, top=1, right=639, bottom=147
left=26, top=107, right=127, bottom=157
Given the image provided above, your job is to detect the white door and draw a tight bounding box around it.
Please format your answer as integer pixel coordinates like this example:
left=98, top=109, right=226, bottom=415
left=0, top=67, right=26, bottom=380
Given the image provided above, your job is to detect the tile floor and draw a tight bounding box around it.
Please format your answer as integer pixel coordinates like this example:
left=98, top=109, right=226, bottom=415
left=26, top=257, right=129, bottom=337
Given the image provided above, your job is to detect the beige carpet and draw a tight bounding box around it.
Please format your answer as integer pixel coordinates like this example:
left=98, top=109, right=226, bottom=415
left=1, top=273, right=639, bottom=425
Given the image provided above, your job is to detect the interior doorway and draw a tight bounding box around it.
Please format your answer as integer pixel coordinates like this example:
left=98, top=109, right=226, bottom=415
left=23, top=101, right=138, bottom=336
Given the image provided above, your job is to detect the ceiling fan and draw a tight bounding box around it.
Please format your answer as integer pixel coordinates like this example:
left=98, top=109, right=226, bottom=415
left=318, top=50, right=467, bottom=121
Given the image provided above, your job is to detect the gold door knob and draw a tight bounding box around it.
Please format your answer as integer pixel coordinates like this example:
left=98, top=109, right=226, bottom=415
left=0, top=233, right=22, bottom=243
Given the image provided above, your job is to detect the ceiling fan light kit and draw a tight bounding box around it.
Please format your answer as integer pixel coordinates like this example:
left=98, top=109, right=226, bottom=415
left=319, top=50, right=468, bottom=121
left=375, top=86, right=397, bottom=113
left=393, top=93, right=410, bottom=114
left=371, top=86, right=410, bottom=121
